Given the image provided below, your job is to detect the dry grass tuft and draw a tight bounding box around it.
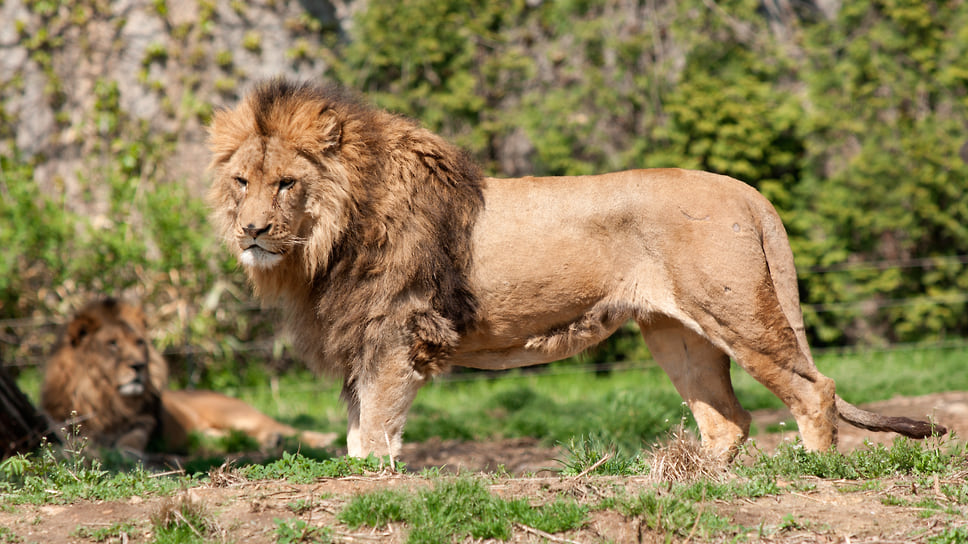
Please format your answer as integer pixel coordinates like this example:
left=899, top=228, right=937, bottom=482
left=152, top=490, right=222, bottom=539
left=208, top=461, right=246, bottom=488
left=646, top=427, right=728, bottom=483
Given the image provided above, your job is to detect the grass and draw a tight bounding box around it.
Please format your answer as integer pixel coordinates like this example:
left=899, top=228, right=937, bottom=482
left=3, top=345, right=967, bottom=541
left=14, top=344, right=968, bottom=456
left=228, top=343, right=968, bottom=452
left=0, top=429, right=966, bottom=542
left=151, top=493, right=220, bottom=544
left=70, top=522, right=137, bottom=542
left=338, top=477, right=587, bottom=543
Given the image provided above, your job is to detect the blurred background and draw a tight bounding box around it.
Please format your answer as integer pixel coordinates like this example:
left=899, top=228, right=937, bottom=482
left=2, top=0, right=967, bottom=390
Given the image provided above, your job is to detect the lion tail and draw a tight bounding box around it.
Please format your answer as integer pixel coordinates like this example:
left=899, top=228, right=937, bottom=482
left=835, top=396, right=946, bottom=438
left=756, top=193, right=947, bottom=440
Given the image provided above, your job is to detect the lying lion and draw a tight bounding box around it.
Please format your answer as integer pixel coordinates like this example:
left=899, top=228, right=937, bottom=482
left=207, top=78, right=944, bottom=461
left=41, top=298, right=335, bottom=454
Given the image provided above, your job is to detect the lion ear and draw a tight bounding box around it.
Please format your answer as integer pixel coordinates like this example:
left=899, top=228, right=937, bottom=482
left=67, top=313, right=101, bottom=347
left=314, top=108, right=341, bottom=152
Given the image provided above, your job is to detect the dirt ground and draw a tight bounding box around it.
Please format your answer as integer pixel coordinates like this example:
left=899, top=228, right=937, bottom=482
left=2, top=391, right=966, bottom=543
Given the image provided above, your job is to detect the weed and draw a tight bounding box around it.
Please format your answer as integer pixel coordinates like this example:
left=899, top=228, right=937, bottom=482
left=0, top=527, right=21, bottom=543
left=339, top=477, right=586, bottom=543
left=273, top=518, right=332, bottom=544
left=287, top=498, right=314, bottom=515
left=778, top=513, right=805, bottom=531
left=70, top=522, right=138, bottom=542
left=941, top=482, right=968, bottom=504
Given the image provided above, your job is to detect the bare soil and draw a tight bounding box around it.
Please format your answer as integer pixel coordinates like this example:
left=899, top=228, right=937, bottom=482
left=2, top=392, right=966, bottom=543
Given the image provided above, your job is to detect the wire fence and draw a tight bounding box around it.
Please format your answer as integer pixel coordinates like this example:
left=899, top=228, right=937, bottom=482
left=2, top=254, right=967, bottom=376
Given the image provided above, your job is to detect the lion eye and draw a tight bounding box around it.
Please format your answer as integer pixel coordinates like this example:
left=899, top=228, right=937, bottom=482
left=278, top=177, right=296, bottom=191
left=107, top=338, right=118, bottom=350
left=234, top=176, right=248, bottom=189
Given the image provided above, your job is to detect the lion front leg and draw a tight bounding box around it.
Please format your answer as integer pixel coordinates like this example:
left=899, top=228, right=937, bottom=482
left=343, top=354, right=428, bottom=459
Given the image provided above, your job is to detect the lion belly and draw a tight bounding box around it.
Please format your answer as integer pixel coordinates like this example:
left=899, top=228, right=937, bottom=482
left=451, top=168, right=770, bottom=370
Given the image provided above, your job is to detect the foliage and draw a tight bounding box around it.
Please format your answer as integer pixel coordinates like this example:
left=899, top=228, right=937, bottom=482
left=327, top=0, right=968, bottom=348
left=0, top=155, right=73, bottom=318
left=338, top=477, right=587, bottom=543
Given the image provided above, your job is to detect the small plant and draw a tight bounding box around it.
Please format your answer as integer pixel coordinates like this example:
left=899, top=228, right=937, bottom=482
left=70, top=522, right=137, bottom=542
left=242, top=30, right=262, bottom=53
left=215, top=49, right=233, bottom=69
left=273, top=518, right=332, bottom=544
left=778, top=513, right=805, bottom=531
left=286, top=498, right=314, bottom=515
left=0, top=527, right=22, bottom=543
left=142, top=41, right=168, bottom=66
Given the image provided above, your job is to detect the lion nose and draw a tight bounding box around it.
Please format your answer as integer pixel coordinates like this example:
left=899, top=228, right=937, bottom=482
left=243, top=223, right=271, bottom=238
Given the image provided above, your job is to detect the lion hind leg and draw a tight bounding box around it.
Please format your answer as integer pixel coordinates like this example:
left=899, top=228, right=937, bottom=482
left=688, top=284, right=839, bottom=451
left=640, top=317, right=750, bottom=461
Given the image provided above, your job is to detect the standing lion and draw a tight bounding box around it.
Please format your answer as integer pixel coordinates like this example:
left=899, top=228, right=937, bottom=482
left=207, top=78, right=943, bottom=461
left=41, top=298, right=335, bottom=454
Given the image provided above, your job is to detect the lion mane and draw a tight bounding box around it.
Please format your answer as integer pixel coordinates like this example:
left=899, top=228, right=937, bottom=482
left=41, top=299, right=167, bottom=451
left=208, top=79, right=484, bottom=382
left=208, top=78, right=944, bottom=460
left=41, top=298, right=334, bottom=453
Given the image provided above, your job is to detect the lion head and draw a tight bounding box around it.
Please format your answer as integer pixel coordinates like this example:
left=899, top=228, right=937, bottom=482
left=207, top=79, right=485, bottom=379
left=41, top=298, right=168, bottom=450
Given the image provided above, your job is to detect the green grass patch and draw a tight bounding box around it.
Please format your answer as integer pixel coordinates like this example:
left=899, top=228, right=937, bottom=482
left=738, top=437, right=965, bottom=480
left=338, top=477, right=586, bottom=543
left=239, top=451, right=390, bottom=483
left=597, top=488, right=737, bottom=539
left=0, top=439, right=189, bottom=505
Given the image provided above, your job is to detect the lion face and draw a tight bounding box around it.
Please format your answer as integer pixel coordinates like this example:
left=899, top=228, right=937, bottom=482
left=41, top=299, right=168, bottom=443
left=214, top=135, right=319, bottom=270
left=208, top=80, right=354, bottom=279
